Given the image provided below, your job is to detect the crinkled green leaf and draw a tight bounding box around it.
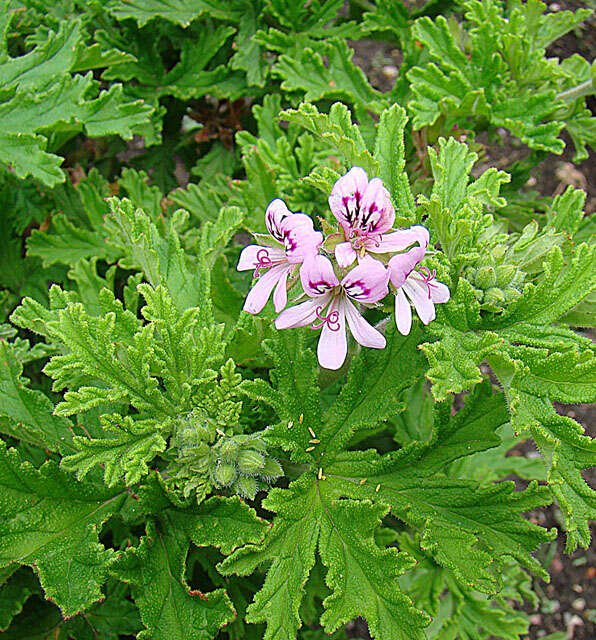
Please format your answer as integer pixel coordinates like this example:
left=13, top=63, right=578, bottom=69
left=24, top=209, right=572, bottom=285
left=0, top=442, right=125, bottom=616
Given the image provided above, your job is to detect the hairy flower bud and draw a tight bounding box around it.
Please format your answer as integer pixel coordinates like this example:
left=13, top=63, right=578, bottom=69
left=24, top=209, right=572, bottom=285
left=475, top=266, right=497, bottom=290
left=237, top=449, right=266, bottom=475
left=235, top=476, right=259, bottom=500
left=214, top=462, right=237, bottom=487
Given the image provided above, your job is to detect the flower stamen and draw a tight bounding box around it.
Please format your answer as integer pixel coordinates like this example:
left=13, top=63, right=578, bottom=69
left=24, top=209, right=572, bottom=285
left=416, top=266, right=439, bottom=298
left=252, top=248, right=284, bottom=278
left=311, top=306, right=341, bottom=332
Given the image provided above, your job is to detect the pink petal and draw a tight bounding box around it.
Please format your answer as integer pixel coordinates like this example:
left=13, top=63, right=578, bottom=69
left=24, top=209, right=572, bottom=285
left=395, top=288, right=412, bottom=336
left=388, top=245, right=426, bottom=288
left=237, top=245, right=286, bottom=271
left=265, top=199, right=292, bottom=242
left=273, top=267, right=291, bottom=312
left=359, top=177, right=395, bottom=234
left=343, top=299, right=386, bottom=349
left=300, top=255, right=340, bottom=297
left=431, top=280, right=450, bottom=304
left=341, top=256, right=389, bottom=304
left=403, top=278, right=436, bottom=324
left=369, top=225, right=429, bottom=254
left=335, top=242, right=357, bottom=268
left=280, top=213, right=323, bottom=264
left=317, top=304, right=347, bottom=370
left=243, top=264, right=288, bottom=314
left=275, top=296, right=324, bottom=329
left=328, top=167, right=369, bottom=236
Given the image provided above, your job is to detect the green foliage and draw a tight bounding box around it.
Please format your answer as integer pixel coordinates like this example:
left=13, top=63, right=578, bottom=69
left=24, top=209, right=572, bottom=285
left=407, top=0, right=595, bottom=159
left=0, top=1, right=594, bottom=638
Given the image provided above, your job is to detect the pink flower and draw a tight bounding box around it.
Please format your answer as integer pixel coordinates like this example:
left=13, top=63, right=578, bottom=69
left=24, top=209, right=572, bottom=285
left=237, top=199, right=323, bottom=314
left=329, top=167, right=423, bottom=268
left=387, top=226, right=450, bottom=335
left=275, top=255, right=389, bottom=370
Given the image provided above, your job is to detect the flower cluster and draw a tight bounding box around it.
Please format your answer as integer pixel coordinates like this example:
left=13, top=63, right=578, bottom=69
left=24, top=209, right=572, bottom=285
left=237, top=167, right=450, bottom=369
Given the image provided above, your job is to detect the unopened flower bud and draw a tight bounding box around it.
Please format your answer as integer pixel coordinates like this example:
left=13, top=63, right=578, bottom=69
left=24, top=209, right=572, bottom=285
left=237, top=450, right=266, bottom=475
left=484, top=287, right=506, bottom=306
left=475, top=266, right=497, bottom=290
left=218, top=439, right=240, bottom=462
left=235, top=476, right=259, bottom=500
left=214, top=462, right=237, bottom=487
left=495, top=264, right=516, bottom=287
left=260, top=458, right=283, bottom=480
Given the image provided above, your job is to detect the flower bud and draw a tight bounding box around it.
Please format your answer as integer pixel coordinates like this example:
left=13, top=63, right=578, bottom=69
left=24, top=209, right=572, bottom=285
left=475, top=266, right=497, bottom=290
left=214, top=462, right=237, bottom=487
left=235, top=476, right=259, bottom=500
left=237, top=449, right=266, bottom=475
left=495, top=264, right=516, bottom=287
left=260, top=457, right=283, bottom=481
left=484, top=287, right=506, bottom=306
left=218, top=439, right=240, bottom=462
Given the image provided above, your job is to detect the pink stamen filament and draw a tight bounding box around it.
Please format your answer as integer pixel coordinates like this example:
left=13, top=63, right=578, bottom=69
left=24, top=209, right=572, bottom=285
left=352, top=232, right=382, bottom=250
left=311, top=306, right=341, bottom=332
left=253, top=248, right=284, bottom=278
left=416, top=266, right=439, bottom=298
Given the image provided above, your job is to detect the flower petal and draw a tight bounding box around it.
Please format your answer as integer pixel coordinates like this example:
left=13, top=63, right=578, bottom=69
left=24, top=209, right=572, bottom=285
left=273, top=267, right=291, bottom=312
left=431, top=280, right=450, bottom=304
left=300, top=255, right=340, bottom=297
left=388, top=245, right=426, bottom=288
left=335, top=242, right=358, bottom=268
left=265, top=199, right=292, bottom=242
left=243, top=264, right=288, bottom=314
left=394, top=287, right=412, bottom=335
left=317, top=304, right=347, bottom=370
left=341, top=256, right=389, bottom=304
left=280, top=213, right=323, bottom=264
left=404, top=278, right=436, bottom=324
left=343, top=299, right=386, bottom=349
left=369, top=225, right=429, bottom=254
left=359, top=177, right=395, bottom=234
left=237, top=245, right=286, bottom=271
left=328, top=167, right=369, bottom=236
left=275, top=296, right=323, bottom=329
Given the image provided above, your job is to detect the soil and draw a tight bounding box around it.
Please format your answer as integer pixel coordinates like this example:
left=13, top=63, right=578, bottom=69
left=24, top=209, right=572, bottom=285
left=349, top=2, right=595, bottom=639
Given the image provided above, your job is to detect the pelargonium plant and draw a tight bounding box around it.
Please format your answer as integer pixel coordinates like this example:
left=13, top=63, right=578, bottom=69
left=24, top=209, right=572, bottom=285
left=239, top=168, right=449, bottom=369
left=0, top=1, right=594, bottom=639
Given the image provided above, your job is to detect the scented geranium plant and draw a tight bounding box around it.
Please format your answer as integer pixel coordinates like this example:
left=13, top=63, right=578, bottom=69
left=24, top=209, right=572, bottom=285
left=0, top=93, right=594, bottom=640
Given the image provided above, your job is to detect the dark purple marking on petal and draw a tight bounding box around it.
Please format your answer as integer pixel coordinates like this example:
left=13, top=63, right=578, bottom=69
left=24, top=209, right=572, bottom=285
left=343, top=279, right=371, bottom=300
left=309, top=279, right=335, bottom=295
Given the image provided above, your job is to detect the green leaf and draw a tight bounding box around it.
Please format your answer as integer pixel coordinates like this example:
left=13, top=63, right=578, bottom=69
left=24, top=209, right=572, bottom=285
left=219, top=476, right=321, bottom=640
left=240, top=330, right=322, bottom=463
left=104, top=198, right=205, bottom=312
left=281, top=102, right=379, bottom=176
left=113, top=518, right=235, bottom=640
left=0, top=133, right=64, bottom=186
left=373, top=104, right=415, bottom=219
left=107, top=0, right=239, bottom=27
left=326, top=385, right=554, bottom=592
left=505, top=344, right=596, bottom=404
left=275, top=39, right=380, bottom=107
left=491, top=353, right=596, bottom=552
left=317, top=495, right=429, bottom=640
left=320, top=324, right=426, bottom=458
left=0, top=442, right=125, bottom=616
left=61, top=414, right=166, bottom=487
left=0, top=340, right=76, bottom=454
left=43, top=302, right=174, bottom=418
left=0, top=569, right=39, bottom=632
left=481, top=244, right=596, bottom=330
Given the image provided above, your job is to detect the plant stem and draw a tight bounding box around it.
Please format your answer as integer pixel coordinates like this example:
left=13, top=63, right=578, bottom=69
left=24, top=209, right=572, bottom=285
left=556, top=79, right=594, bottom=104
